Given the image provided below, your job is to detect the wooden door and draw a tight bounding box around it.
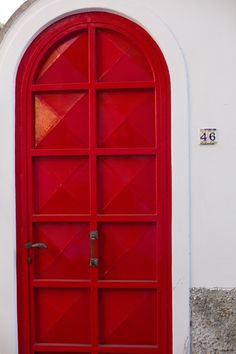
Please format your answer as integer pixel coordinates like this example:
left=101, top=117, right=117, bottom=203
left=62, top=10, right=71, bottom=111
left=16, top=12, right=171, bottom=354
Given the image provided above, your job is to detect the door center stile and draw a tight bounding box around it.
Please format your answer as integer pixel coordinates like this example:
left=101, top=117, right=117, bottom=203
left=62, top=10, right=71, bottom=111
left=88, top=24, right=100, bottom=349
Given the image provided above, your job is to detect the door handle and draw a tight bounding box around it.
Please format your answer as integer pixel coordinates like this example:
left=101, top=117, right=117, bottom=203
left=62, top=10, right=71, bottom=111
left=25, top=242, right=48, bottom=249
left=90, top=230, right=98, bottom=267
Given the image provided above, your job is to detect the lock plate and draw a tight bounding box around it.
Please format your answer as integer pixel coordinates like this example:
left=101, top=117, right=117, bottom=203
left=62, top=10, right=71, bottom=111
left=90, top=230, right=98, bottom=266
left=90, top=257, right=99, bottom=267
left=90, top=230, right=98, bottom=240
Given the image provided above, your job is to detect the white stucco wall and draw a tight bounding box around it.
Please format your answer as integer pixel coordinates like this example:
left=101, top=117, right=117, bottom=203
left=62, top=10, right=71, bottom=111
left=146, top=0, right=236, bottom=288
left=161, top=0, right=236, bottom=288
left=145, top=0, right=236, bottom=288
left=0, top=0, right=236, bottom=353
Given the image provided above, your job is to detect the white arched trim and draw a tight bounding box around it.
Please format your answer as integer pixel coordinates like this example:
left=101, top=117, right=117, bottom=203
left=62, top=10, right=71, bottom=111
left=0, top=1, right=190, bottom=353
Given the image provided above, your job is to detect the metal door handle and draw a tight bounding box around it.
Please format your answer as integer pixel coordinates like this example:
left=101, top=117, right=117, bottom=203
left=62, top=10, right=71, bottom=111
left=90, top=230, right=98, bottom=267
left=25, top=242, right=48, bottom=249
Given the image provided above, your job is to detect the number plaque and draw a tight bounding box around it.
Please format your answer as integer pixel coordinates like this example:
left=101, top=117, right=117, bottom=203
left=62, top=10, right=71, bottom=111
left=199, top=128, right=217, bottom=145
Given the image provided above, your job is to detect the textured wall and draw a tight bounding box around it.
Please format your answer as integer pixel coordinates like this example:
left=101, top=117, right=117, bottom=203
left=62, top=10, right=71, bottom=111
left=0, top=0, right=35, bottom=43
left=191, top=288, right=236, bottom=354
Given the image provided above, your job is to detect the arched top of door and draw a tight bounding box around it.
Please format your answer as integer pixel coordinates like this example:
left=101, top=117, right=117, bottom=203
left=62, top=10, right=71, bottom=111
left=17, top=12, right=170, bottom=89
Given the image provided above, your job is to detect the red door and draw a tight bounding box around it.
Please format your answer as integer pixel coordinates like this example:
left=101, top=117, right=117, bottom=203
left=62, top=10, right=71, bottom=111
left=16, top=12, right=171, bottom=354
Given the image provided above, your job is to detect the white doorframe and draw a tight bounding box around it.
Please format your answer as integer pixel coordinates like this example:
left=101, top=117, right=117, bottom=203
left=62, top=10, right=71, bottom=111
left=0, top=1, right=190, bottom=353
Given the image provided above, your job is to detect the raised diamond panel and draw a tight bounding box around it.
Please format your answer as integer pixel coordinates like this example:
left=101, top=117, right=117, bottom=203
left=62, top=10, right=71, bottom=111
left=35, top=92, right=89, bottom=148
left=33, top=223, right=90, bottom=280
left=98, top=157, right=156, bottom=214
left=98, top=90, right=155, bottom=148
left=99, top=289, right=158, bottom=345
left=35, top=289, right=91, bottom=344
left=36, top=30, right=88, bottom=83
left=34, top=157, right=90, bottom=214
left=96, top=29, right=153, bottom=82
left=98, top=223, right=157, bottom=280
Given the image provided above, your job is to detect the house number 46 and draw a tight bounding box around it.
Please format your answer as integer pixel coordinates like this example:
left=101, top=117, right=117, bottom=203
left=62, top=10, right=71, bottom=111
left=199, top=128, right=217, bottom=145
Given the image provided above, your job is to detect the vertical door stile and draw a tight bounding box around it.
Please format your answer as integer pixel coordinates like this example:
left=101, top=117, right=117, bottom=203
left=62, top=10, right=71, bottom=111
left=154, top=85, right=161, bottom=351
left=17, top=74, right=31, bottom=354
left=20, top=79, right=34, bottom=354
left=28, top=86, right=36, bottom=350
left=89, top=24, right=99, bottom=354
left=157, top=70, right=171, bottom=353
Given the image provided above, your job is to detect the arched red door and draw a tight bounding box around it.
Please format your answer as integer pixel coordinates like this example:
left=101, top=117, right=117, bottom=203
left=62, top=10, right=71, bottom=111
left=16, top=12, right=171, bottom=354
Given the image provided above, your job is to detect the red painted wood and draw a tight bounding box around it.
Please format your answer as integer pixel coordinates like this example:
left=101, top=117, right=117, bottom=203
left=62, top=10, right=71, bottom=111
left=30, top=147, right=158, bottom=157
left=32, top=81, right=155, bottom=91
left=34, top=343, right=160, bottom=353
left=16, top=12, right=171, bottom=354
left=33, top=280, right=160, bottom=289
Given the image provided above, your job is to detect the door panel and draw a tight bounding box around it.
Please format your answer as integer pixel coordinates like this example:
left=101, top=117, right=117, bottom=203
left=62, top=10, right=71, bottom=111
left=98, top=157, right=156, bottom=214
left=36, top=31, right=89, bottom=84
left=35, top=92, right=89, bottom=149
left=35, top=289, right=91, bottom=344
left=99, top=289, right=158, bottom=345
left=96, top=29, right=153, bottom=82
left=16, top=12, right=171, bottom=354
left=98, top=223, right=157, bottom=280
left=97, top=90, right=155, bottom=148
left=34, top=157, right=90, bottom=214
left=33, top=223, right=90, bottom=279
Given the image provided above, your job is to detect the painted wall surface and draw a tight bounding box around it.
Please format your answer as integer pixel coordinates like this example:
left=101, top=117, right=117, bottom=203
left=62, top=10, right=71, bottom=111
left=149, top=0, right=236, bottom=288
left=144, top=0, right=236, bottom=288
left=171, top=1, right=236, bottom=288
left=0, top=0, right=236, bottom=353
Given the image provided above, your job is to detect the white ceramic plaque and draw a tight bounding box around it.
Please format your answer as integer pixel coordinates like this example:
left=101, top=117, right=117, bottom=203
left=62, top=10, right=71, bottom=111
left=199, top=128, right=217, bottom=145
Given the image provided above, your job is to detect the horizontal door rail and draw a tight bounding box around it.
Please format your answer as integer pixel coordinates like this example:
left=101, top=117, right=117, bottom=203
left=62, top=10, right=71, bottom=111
left=31, top=81, right=156, bottom=92
left=31, top=148, right=158, bottom=157
left=33, top=343, right=159, bottom=353
left=31, top=214, right=158, bottom=222
left=33, top=279, right=160, bottom=289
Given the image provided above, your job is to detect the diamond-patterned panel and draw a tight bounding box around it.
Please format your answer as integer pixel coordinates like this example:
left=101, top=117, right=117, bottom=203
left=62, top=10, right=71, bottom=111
left=96, top=29, right=153, bottom=82
left=99, top=289, right=158, bottom=345
left=35, top=289, right=91, bottom=344
left=33, top=223, right=90, bottom=280
left=34, top=157, right=90, bottom=214
left=98, top=223, right=157, bottom=280
left=35, top=92, right=89, bottom=148
left=35, top=30, right=88, bottom=83
left=98, top=90, right=155, bottom=148
left=98, top=157, right=156, bottom=214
